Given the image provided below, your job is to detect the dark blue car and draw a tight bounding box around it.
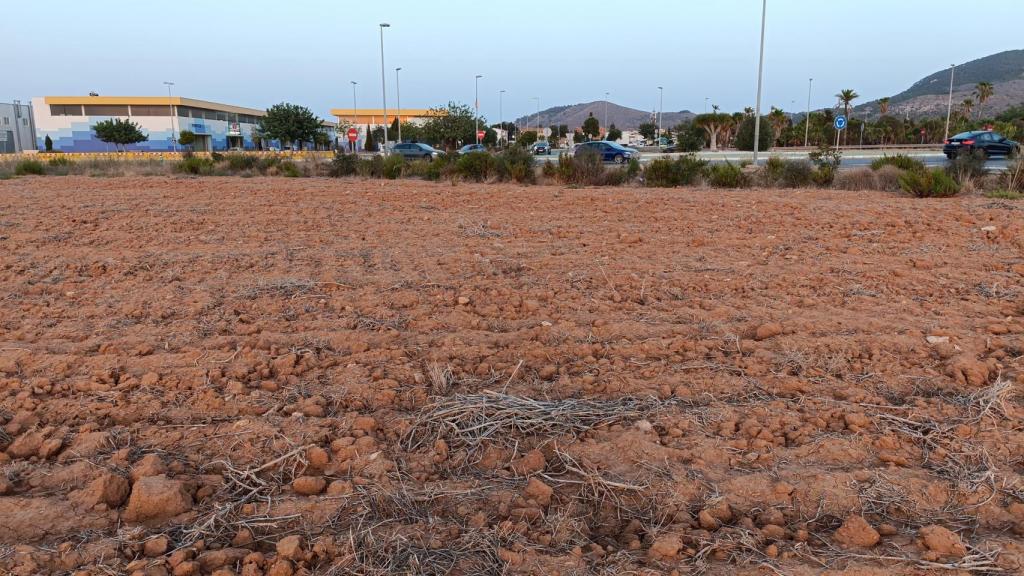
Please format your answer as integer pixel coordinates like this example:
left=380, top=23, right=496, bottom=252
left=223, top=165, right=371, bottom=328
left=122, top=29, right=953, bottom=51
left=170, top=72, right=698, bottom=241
left=574, top=141, right=639, bottom=163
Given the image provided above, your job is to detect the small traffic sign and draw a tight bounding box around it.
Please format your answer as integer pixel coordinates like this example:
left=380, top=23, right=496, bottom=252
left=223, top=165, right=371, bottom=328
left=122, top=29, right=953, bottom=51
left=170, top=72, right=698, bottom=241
left=476, top=130, right=485, bottom=140
left=834, top=115, right=847, bottom=130
left=347, top=128, right=358, bottom=142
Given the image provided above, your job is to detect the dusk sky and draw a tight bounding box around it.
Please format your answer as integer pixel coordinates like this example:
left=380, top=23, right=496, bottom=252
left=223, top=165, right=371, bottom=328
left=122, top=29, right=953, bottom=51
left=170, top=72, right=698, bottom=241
left=7, top=0, right=1022, bottom=122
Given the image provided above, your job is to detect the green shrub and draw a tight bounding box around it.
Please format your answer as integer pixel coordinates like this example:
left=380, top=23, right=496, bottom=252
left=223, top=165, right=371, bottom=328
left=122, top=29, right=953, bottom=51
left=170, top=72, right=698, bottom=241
left=495, top=146, right=536, bottom=184
left=644, top=158, right=678, bottom=187
left=455, top=152, right=496, bottom=182
left=541, top=160, right=557, bottom=180
left=258, top=155, right=282, bottom=172
left=705, top=162, right=749, bottom=188
left=809, top=143, right=842, bottom=171
left=569, top=151, right=606, bottom=185
left=761, top=156, right=785, bottom=184
left=946, top=150, right=986, bottom=184
left=278, top=160, right=302, bottom=177
left=625, top=157, right=641, bottom=181
left=14, top=159, right=45, bottom=176
left=47, top=155, right=72, bottom=167
left=899, top=168, right=960, bottom=198
left=872, top=165, right=904, bottom=192
left=329, top=152, right=359, bottom=177
left=357, top=155, right=384, bottom=178
left=779, top=160, right=814, bottom=188
left=175, top=156, right=215, bottom=175
left=812, top=165, right=836, bottom=186
left=734, top=116, right=772, bottom=152
left=225, top=154, right=260, bottom=173
left=984, top=189, right=1024, bottom=200
left=832, top=168, right=879, bottom=191
left=1000, top=159, right=1023, bottom=193
left=210, top=152, right=225, bottom=162
left=870, top=154, right=924, bottom=173
left=382, top=154, right=405, bottom=179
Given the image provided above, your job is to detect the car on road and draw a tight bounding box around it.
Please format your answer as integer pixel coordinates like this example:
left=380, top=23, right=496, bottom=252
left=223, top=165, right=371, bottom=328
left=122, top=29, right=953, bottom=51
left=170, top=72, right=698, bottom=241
left=531, top=141, right=552, bottom=155
left=392, top=142, right=443, bottom=160
left=457, top=143, right=487, bottom=155
left=574, top=141, right=639, bottom=163
left=943, top=131, right=1019, bottom=159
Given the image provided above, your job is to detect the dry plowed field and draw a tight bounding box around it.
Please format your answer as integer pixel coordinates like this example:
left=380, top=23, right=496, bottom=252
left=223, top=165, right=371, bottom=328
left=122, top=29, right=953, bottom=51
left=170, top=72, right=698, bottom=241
left=1, top=176, right=1023, bottom=575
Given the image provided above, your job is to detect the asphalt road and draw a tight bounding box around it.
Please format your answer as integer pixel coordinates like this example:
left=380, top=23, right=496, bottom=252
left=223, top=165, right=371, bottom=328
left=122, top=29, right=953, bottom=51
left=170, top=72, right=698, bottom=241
left=534, top=148, right=1011, bottom=171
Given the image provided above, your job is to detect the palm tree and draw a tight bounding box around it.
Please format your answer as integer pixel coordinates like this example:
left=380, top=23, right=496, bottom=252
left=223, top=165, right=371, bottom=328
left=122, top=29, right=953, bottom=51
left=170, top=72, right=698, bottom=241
left=836, top=89, right=859, bottom=144
left=878, top=97, right=890, bottom=116
left=711, top=104, right=720, bottom=114
left=974, top=82, right=994, bottom=120
left=961, top=98, right=975, bottom=121
left=767, top=106, right=789, bottom=146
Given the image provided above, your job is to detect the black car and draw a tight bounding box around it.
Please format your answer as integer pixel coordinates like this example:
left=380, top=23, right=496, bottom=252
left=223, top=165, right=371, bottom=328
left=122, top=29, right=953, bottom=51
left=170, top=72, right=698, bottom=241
left=531, top=141, right=551, bottom=155
left=943, top=131, right=1019, bottom=159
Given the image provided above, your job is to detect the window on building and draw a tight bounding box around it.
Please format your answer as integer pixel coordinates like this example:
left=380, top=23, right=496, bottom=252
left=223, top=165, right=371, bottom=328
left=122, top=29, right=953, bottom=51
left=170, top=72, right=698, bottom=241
left=22, top=118, right=27, bottom=126
left=216, top=112, right=228, bottom=122
left=49, top=105, right=83, bottom=116
left=2, top=117, right=8, bottom=125
left=83, top=105, right=130, bottom=116
left=131, top=105, right=171, bottom=116
left=177, top=107, right=191, bottom=118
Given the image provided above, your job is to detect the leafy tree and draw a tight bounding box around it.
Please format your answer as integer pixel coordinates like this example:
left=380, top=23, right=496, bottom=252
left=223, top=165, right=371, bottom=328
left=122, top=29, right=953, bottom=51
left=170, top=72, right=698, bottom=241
left=673, top=122, right=705, bottom=152
left=44, top=135, right=53, bottom=152
left=581, top=113, right=600, bottom=140
left=572, top=130, right=587, bottom=144
left=734, top=116, right=773, bottom=151
left=960, top=98, right=975, bottom=121
left=313, top=130, right=331, bottom=150
left=974, top=82, right=994, bottom=119
left=178, top=130, right=195, bottom=148
left=637, top=122, right=658, bottom=142
left=421, top=102, right=481, bottom=150
left=878, top=97, right=891, bottom=116
left=482, top=128, right=497, bottom=146
left=258, top=103, right=322, bottom=151
left=692, top=114, right=731, bottom=151
left=364, top=125, right=376, bottom=152
left=518, top=130, right=538, bottom=147
left=390, top=117, right=400, bottom=135
left=606, top=124, right=622, bottom=142
left=92, top=118, right=148, bottom=151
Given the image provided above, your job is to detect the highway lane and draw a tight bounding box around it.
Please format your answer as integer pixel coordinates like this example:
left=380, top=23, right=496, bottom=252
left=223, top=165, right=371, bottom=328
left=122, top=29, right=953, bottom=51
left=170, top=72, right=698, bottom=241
left=532, top=148, right=1011, bottom=171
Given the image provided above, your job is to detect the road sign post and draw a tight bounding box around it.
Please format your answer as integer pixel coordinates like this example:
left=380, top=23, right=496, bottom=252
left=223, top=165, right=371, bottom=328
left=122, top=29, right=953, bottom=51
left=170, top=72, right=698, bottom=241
left=347, top=127, right=358, bottom=152
left=834, top=115, right=847, bottom=148
left=476, top=130, right=485, bottom=142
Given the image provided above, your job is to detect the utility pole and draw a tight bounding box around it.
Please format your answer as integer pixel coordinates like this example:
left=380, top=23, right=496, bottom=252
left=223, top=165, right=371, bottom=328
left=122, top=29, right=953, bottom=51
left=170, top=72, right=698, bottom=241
left=804, top=78, right=812, bottom=147
left=657, top=86, right=663, bottom=143
left=163, top=81, right=177, bottom=152
left=395, top=67, right=402, bottom=143
left=604, top=91, right=609, bottom=134
left=475, top=74, right=483, bottom=144
left=379, top=23, right=390, bottom=152
left=752, top=0, right=767, bottom=165
left=350, top=81, right=358, bottom=152
left=499, top=89, right=505, bottom=148
left=944, top=64, right=956, bottom=141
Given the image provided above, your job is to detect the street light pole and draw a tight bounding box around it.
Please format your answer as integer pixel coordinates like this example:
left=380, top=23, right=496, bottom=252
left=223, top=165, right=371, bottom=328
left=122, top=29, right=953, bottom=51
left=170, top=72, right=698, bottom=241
left=604, top=91, right=609, bottom=134
left=752, top=0, right=767, bottom=165
left=395, top=67, right=402, bottom=144
left=350, top=81, right=358, bottom=152
left=499, top=89, right=505, bottom=148
left=944, top=64, right=956, bottom=141
left=657, top=86, right=663, bottom=143
left=163, top=81, right=177, bottom=152
left=379, top=23, right=390, bottom=152
left=531, top=97, right=539, bottom=140
left=475, top=74, right=483, bottom=144
left=804, top=77, right=813, bottom=147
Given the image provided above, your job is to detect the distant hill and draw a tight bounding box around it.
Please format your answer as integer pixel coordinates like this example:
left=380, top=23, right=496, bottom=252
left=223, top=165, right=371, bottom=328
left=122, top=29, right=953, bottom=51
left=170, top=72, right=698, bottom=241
left=855, top=50, right=1024, bottom=119
left=514, top=101, right=695, bottom=131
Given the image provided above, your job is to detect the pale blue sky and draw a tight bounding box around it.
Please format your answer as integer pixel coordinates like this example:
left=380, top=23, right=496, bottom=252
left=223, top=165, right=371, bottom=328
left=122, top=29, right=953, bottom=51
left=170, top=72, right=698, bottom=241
left=6, top=0, right=1022, bottom=121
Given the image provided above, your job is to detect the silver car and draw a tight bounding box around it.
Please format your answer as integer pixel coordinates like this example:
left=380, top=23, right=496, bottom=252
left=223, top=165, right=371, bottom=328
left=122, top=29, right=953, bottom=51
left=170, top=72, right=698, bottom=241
left=392, top=142, right=442, bottom=160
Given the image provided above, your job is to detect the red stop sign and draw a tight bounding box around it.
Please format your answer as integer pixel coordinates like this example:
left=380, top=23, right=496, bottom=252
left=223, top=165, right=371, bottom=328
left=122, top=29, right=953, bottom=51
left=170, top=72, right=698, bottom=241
left=477, top=130, right=485, bottom=140
left=347, top=128, right=358, bottom=142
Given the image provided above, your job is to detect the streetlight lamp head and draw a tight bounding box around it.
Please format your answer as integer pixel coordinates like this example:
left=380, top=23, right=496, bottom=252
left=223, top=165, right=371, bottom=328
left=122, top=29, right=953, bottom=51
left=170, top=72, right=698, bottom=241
left=476, top=74, right=483, bottom=79
left=380, top=23, right=390, bottom=27
left=396, top=67, right=401, bottom=71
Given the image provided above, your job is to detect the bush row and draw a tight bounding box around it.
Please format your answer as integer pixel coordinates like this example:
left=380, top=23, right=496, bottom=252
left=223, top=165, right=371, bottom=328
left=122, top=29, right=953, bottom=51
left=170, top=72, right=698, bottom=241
left=3, top=151, right=1021, bottom=200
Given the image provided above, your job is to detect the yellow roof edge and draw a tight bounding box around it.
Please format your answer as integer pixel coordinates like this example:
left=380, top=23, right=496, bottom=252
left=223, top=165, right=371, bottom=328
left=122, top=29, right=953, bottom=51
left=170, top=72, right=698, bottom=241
left=329, top=108, right=443, bottom=117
